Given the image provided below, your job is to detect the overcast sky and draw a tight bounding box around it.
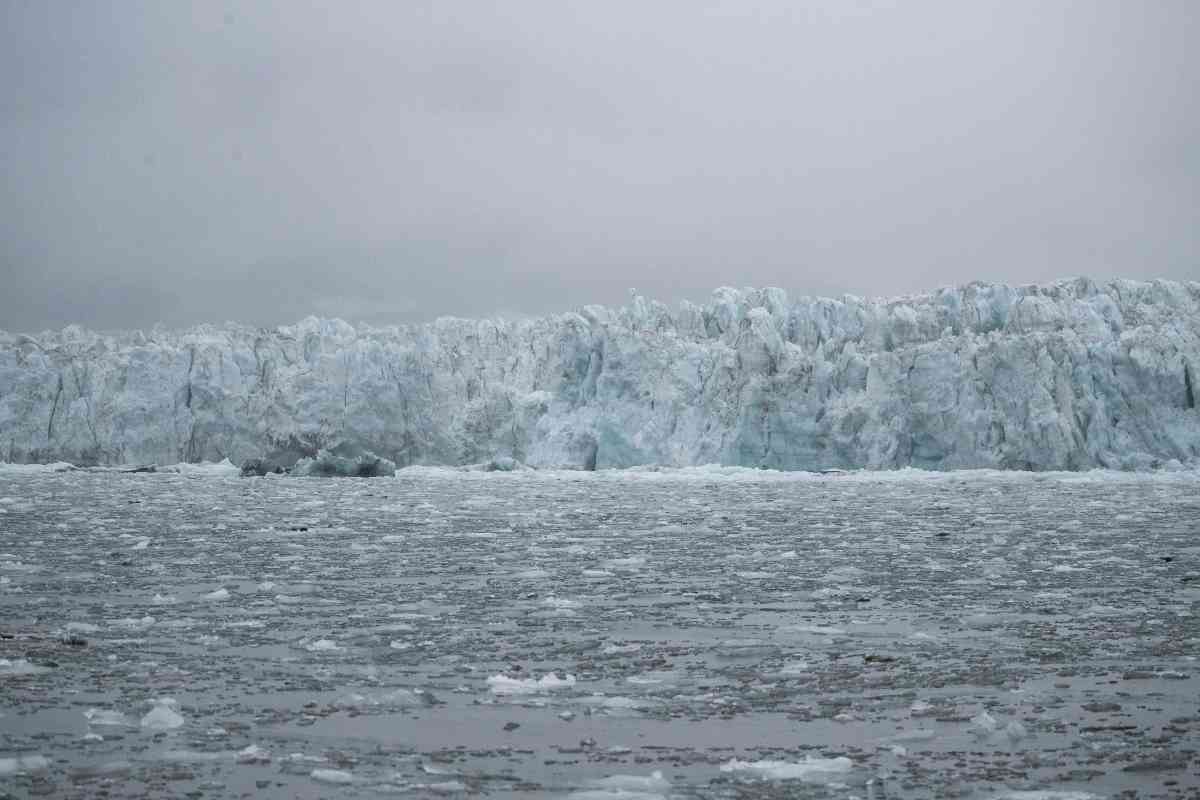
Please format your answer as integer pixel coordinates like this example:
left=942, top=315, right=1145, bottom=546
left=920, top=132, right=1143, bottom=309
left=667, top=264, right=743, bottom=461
left=2, top=1, right=1197, bottom=332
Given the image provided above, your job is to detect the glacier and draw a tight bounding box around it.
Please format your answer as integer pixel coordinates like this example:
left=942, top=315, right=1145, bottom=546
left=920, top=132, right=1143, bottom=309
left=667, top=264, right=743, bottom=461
left=0, top=277, right=1197, bottom=472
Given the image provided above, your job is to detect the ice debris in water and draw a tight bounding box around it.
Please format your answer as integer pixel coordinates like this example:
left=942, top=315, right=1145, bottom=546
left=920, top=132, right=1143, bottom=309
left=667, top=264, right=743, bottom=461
left=487, top=672, right=577, bottom=694
left=720, top=756, right=854, bottom=782
left=311, top=768, right=355, bottom=784
left=140, top=698, right=185, bottom=730
left=338, top=688, right=428, bottom=708
left=236, top=744, right=271, bottom=764
left=972, top=710, right=1000, bottom=733
left=84, top=708, right=130, bottom=727
left=292, top=449, right=396, bottom=477
left=202, top=588, right=230, bottom=601
left=302, top=638, right=343, bottom=653
left=0, top=658, right=47, bottom=676
left=972, top=710, right=1027, bottom=742
left=0, top=754, right=50, bottom=775
left=996, top=793, right=1101, bottom=800
left=570, top=770, right=671, bottom=799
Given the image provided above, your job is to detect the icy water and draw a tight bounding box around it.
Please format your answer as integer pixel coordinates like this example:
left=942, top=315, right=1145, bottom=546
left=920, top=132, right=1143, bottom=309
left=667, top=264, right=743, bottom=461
left=1, top=468, right=1199, bottom=799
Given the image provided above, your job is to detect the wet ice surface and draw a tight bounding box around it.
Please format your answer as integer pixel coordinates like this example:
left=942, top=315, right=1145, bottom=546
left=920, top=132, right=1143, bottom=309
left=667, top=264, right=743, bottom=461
left=1, top=468, right=1199, bottom=799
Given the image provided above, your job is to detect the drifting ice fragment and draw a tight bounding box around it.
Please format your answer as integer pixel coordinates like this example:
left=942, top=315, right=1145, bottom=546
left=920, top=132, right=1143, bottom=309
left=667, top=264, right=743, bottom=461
left=311, top=768, right=354, bottom=784
left=720, top=756, right=854, bottom=781
left=487, top=673, right=577, bottom=694
left=141, top=698, right=185, bottom=730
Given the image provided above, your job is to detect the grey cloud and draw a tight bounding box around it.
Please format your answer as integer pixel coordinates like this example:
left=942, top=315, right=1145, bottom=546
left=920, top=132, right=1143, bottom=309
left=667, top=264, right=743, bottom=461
left=2, top=0, right=1197, bottom=333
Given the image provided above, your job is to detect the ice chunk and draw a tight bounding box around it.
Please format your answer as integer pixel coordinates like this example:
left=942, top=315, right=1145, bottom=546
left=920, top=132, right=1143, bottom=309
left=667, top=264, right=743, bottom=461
left=311, top=768, right=354, bottom=784
left=720, top=756, right=854, bottom=781
left=236, top=744, right=271, bottom=764
left=202, top=588, right=230, bottom=601
left=487, top=672, right=577, bottom=695
left=971, top=710, right=1000, bottom=733
left=292, top=449, right=395, bottom=478
left=158, top=459, right=240, bottom=476
left=571, top=770, right=670, bottom=799
left=0, top=754, right=50, bottom=774
left=141, top=698, right=185, bottom=730
left=0, top=658, right=47, bottom=676
left=84, top=708, right=131, bottom=727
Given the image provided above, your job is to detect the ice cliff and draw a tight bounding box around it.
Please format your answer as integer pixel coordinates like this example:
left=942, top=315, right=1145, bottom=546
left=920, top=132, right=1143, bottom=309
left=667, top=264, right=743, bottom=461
left=1, top=278, right=1198, bottom=471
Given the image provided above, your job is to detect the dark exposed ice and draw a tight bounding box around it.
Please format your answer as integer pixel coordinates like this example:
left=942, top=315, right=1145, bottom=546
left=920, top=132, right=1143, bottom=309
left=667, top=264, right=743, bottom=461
left=1, top=467, right=1198, bottom=798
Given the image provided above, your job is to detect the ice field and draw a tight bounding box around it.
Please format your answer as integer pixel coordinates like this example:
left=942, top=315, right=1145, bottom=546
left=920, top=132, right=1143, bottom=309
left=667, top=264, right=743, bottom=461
left=1, top=466, right=1199, bottom=797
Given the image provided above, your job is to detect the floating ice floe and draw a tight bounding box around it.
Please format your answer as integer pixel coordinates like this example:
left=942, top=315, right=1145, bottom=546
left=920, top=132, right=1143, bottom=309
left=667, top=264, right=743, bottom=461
left=570, top=770, right=671, bottom=799
left=0, top=462, right=74, bottom=474
left=0, top=754, right=50, bottom=774
left=84, top=708, right=131, bottom=727
left=303, top=638, right=344, bottom=653
left=720, top=756, right=854, bottom=782
left=140, top=698, right=185, bottom=730
left=487, top=672, right=577, bottom=695
left=784, top=625, right=846, bottom=636
left=202, top=588, right=230, bottom=601
left=338, top=688, right=427, bottom=708
left=157, top=459, right=241, bottom=477
left=236, top=744, right=271, bottom=764
left=311, top=768, right=355, bottom=784
left=996, top=793, right=1101, bottom=800
left=601, top=556, right=647, bottom=570
left=720, top=758, right=854, bottom=782
left=0, top=658, right=48, bottom=676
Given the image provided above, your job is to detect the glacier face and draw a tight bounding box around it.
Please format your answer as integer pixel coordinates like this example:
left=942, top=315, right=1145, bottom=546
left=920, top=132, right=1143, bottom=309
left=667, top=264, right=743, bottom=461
left=1, top=278, right=1198, bottom=471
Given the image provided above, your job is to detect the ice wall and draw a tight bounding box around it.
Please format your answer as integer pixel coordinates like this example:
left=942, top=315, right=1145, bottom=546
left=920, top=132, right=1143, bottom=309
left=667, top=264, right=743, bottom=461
left=1, top=278, right=1198, bottom=471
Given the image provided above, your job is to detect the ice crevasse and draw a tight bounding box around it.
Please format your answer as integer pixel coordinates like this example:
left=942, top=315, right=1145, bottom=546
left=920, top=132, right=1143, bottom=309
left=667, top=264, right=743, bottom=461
left=0, top=278, right=1197, bottom=472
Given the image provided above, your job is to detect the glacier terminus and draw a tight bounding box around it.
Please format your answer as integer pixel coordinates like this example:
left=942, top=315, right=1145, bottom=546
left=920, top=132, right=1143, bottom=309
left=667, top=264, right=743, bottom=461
left=1, top=277, right=1197, bottom=472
